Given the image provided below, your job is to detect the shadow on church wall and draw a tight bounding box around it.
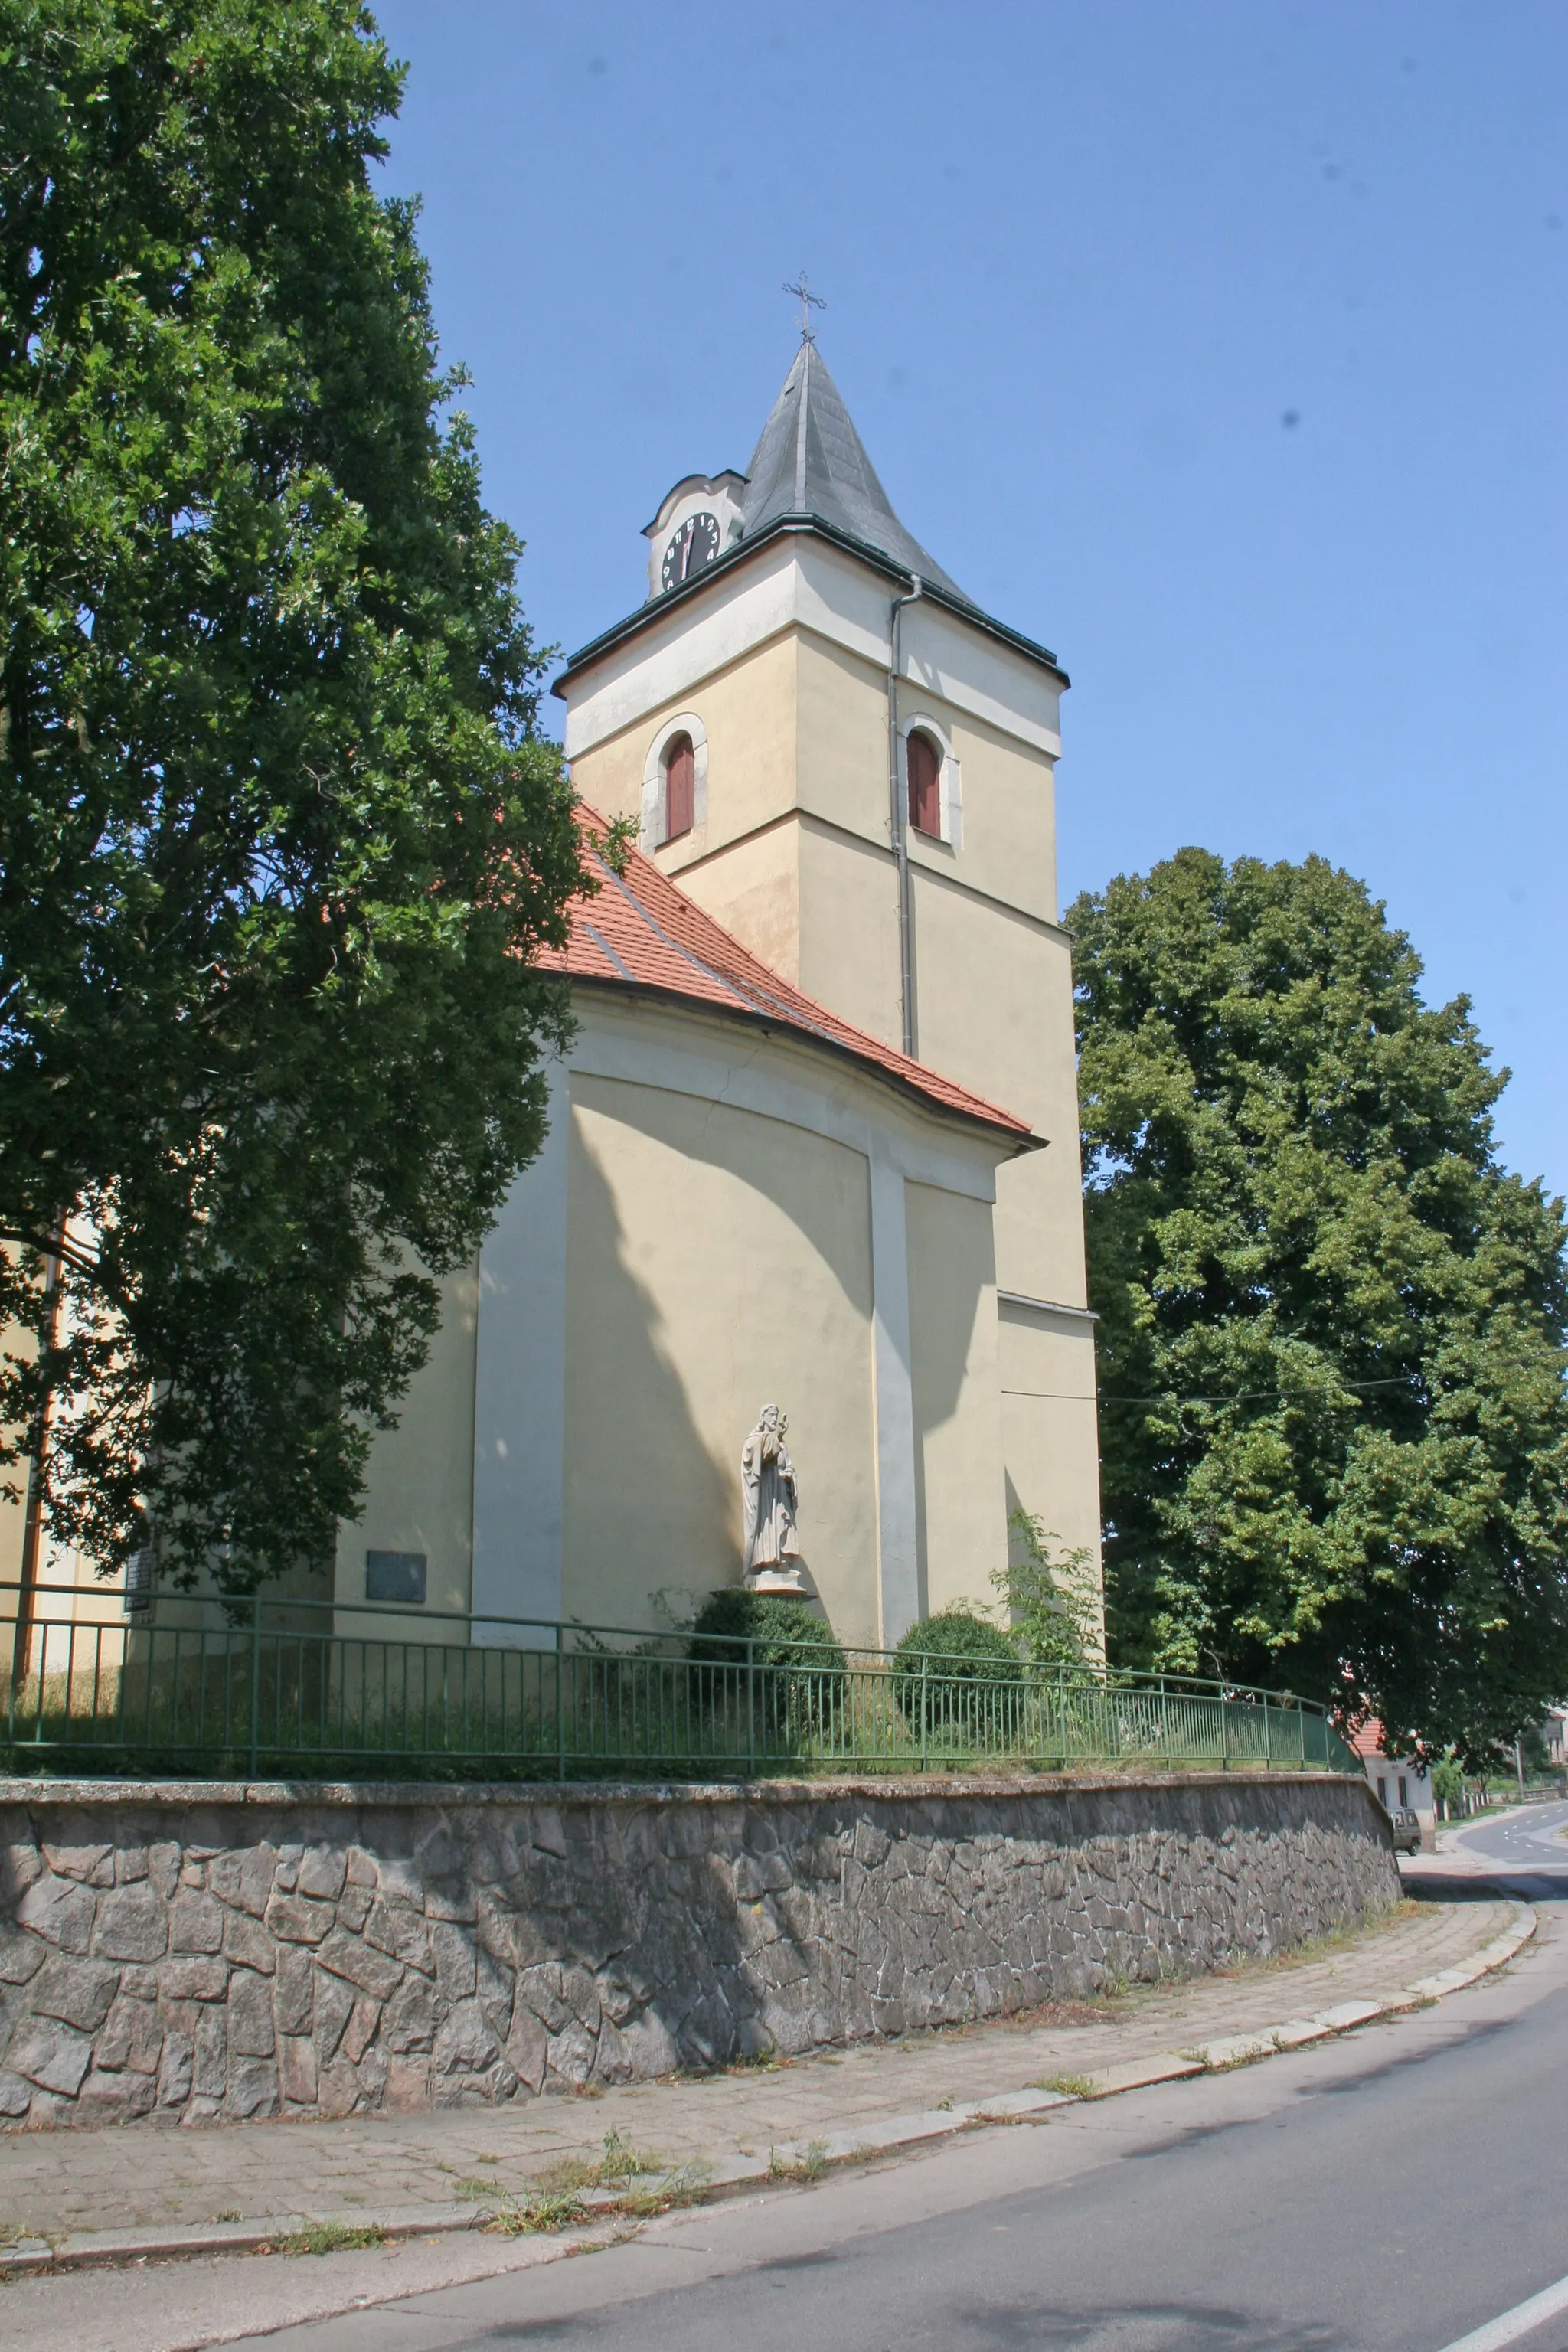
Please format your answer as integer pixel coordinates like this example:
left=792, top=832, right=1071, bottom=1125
left=564, top=1073, right=878, bottom=1642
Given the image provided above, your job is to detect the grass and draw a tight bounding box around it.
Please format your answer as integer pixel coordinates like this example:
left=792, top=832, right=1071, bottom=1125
left=487, top=2190, right=588, bottom=2238
left=483, top=2129, right=714, bottom=2236
left=615, top=2162, right=714, bottom=2218
left=275, top=2220, right=385, bottom=2258
left=534, top=2127, right=668, bottom=2196
left=767, top=2140, right=830, bottom=2184
left=1029, top=2073, right=1096, bottom=2099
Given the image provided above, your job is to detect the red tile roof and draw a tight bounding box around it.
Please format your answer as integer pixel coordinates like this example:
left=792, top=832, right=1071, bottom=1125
left=543, top=808, right=1037, bottom=1148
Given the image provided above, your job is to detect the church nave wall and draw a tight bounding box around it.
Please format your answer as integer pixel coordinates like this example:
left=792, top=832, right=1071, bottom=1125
left=562, top=1071, right=880, bottom=1647
left=905, top=1181, right=1008, bottom=1620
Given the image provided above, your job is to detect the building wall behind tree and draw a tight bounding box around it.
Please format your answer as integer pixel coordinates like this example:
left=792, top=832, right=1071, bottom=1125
left=331, top=1259, right=479, bottom=1648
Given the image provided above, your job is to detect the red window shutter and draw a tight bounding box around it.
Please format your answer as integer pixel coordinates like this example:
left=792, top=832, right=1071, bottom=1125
left=665, top=736, right=695, bottom=839
left=907, top=731, right=941, bottom=836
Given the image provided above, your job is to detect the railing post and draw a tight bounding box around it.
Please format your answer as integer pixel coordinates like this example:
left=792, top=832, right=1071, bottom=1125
left=1265, top=1697, right=1273, bottom=1772
left=920, top=1654, right=929, bottom=1773
left=555, top=1624, right=566, bottom=1782
left=1220, top=1687, right=1229, bottom=1772
left=746, top=1639, right=756, bottom=1780
left=248, top=1594, right=261, bottom=1780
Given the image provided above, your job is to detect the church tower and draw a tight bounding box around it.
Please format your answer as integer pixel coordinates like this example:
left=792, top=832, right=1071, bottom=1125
left=554, top=339, right=1102, bottom=1600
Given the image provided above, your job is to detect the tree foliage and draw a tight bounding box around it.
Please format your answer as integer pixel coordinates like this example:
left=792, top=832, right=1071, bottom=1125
left=1069, top=848, right=1568, bottom=1764
left=995, top=1513, right=1099, bottom=1668
left=0, top=0, right=582, bottom=1592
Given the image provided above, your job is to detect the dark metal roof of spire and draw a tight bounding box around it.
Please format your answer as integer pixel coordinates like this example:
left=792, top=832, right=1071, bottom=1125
left=740, top=342, right=969, bottom=601
left=556, top=343, right=1066, bottom=690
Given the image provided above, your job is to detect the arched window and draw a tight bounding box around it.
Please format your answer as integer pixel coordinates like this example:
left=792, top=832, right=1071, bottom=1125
left=664, top=732, right=695, bottom=841
left=906, top=729, right=942, bottom=838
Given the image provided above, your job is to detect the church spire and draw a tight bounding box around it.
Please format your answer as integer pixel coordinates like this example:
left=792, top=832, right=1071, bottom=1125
left=740, top=343, right=968, bottom=603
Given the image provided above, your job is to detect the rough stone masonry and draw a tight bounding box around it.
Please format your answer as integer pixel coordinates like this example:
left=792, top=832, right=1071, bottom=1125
left=0, top=1772, right=1396, bottom=2130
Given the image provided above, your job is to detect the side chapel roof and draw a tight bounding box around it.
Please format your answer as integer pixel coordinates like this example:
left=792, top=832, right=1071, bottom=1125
left=542, top=809, right=1038, bottom=1151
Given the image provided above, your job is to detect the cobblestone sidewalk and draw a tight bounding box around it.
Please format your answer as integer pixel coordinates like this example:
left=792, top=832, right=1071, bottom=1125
left=0, top=1893, right=1518, bottom=2254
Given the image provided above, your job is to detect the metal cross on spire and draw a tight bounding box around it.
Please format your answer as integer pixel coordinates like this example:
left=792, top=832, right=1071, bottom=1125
left=782, top=271, right=825, bottom=343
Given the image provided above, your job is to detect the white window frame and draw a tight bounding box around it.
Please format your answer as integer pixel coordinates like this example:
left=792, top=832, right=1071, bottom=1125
left=897, top=713, right=962, bottom=849
left=641, top=711, right=709, bottom=850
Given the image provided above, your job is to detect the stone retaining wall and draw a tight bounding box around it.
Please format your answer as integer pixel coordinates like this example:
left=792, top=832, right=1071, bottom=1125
left=0, top=1772, right=1396, bottom=2130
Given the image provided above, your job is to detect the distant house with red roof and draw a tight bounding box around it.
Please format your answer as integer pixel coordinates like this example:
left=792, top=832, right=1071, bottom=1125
left=1350, top=1720, right=1434, bottom=1849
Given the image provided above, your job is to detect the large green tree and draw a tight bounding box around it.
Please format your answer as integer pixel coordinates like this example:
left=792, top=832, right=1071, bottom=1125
left=1, top=0, right=581, bottom=1592
left=1070, top=849, right=1568, bottom=1762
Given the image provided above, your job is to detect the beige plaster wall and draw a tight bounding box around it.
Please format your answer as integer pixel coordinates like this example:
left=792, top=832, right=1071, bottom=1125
left=910, top=879, right=1087, bottom=1308
left=795, top=630, right=893, bottom=845
left=0, top=1493, right=21, bottom=1620
left=565, top=629, right=798, bottom=878
left=906, top=1181, right=1008, bottom=1619
left=795, top=815, right=903, bottom=1050
left=998, top=1305, right=1104, bottom=1645
left=904, top=692, right=1059, bottom=926
left=563, top=1072, right=881, bottom=1648
left=0, top=1400, right=24, bottom=1608
left=331, top=1260, right=479, bottom=1645
left=1, top=1285, right=139, bottom=1658
left=671, top=818, right=802, bottom=988
left=784, top=629, right=1089, bottom=1317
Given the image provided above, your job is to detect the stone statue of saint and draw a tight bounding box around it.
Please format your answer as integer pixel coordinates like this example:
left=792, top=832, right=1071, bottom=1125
left=740, top=1404, right=805, bottom=1593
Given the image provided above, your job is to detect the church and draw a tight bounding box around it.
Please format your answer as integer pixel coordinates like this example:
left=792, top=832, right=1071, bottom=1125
left=334, top=338, right=1103, bottom=1656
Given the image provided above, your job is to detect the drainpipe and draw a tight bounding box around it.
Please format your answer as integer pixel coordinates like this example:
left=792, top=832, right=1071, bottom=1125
left=887, top=575, right=921, bottom=1058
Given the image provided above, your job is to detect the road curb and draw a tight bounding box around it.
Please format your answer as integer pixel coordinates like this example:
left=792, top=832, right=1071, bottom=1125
left=0, top=1903, right=1537, bottom=2282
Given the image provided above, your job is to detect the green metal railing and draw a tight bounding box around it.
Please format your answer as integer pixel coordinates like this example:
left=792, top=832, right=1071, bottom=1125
left=1, top=1580, right=1361, bottom=1781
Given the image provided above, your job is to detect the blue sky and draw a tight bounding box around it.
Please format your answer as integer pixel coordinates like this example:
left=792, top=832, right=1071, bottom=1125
left=373, top=0, right=1566, bottom=1201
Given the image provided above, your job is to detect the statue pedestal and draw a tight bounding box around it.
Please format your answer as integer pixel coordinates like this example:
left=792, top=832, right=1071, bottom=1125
left=744, top=1565, right=810, bottom=1598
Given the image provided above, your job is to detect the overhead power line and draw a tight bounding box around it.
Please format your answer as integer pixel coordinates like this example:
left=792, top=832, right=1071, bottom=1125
left=1001, top=1375, right=1420, bottom=1407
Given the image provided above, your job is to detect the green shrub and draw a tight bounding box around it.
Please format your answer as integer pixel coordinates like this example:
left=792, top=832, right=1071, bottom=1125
left=690, top=1589, right=845, bottom=1739
left=893, top=1609, right=1024, bottom=1739
left=690, top=1588, right=840, bottom=1666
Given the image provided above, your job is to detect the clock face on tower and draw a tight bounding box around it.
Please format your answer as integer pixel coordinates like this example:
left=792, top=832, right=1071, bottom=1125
left=661, top=510, right=721, bottom=592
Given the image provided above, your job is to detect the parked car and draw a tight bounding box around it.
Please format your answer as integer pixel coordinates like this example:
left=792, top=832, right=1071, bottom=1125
left=1389, top=1806, right=1422, bottom=1855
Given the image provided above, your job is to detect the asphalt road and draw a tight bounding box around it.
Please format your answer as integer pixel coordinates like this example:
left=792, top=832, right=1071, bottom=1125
left=1442, top=1798, right=1568, bottom=1888
left=237, top=1808, right=1568, bottom=2352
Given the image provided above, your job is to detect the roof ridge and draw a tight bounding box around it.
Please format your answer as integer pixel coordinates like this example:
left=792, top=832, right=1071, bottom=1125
left=792, top=342, right=810, bottom=513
